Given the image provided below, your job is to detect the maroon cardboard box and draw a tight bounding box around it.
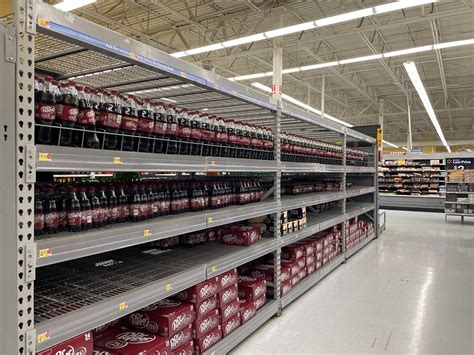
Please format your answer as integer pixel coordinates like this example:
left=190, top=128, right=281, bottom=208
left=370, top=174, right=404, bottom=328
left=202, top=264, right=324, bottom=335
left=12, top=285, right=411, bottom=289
left=126, top=299, right=195, bottom=337
left=254, top=295, right=266, bottom=311
left=298, top=267, right=307, bottom=280
left=92, top=319, right=121, bottom=337
left=307, top=263, right=316, bottom=275
left=248, top=263, right=291, bottom=283
left=219, top=225, right=261, bottom=246
left=94, top=327, right=169, bottom=354
left=281, top=259, right=299, bottom=277
left=172, top=340, right=193, bottom=355
left=168, top=325, right=193, bottom=351
left=296, top=257, right=306, bottom=269
left=239, top=299, right=257, bottom=324
left=219, top=298, right=240, bottom=323
left=222, top=313, right=241, bottom=338
left=216, top=269, right=238, bottom=292
left=38, top=332, right=93, bottom=355
left=305, top=254, right=315, bottom=266
left=282, top=245, right=304, bottom=260
left=295, top=241, right=314, bottom=256
left=316, top=260, right=322, bottom=270
left=174, top=277, right=219, bottom=304
left=192, top=309, right=220, bottom=339
left=281, top=279, right=293, bottom=296
left=315, top=251, right=323, bottom=261
left=237, top=276, right=267, bottom=300
left=194, top=295, right=218, bottom=321
left=194, top=325, right=222, bottom=354
left=290, top=273, right=301, bottom=286
left=322, top=255, right=329, bottom=265
left=217, top=284, right=238, bottom=307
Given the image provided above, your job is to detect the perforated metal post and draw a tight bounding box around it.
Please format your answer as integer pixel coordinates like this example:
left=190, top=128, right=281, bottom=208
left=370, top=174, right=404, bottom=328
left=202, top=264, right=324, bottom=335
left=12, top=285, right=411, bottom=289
left=342, top=130, right=347, bottom=261
left=0, top=1, right=36, bottom=353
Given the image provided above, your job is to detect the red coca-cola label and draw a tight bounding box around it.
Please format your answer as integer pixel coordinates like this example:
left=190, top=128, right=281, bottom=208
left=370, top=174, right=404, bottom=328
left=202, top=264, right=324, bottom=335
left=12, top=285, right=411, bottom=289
left=138, top=118, right=154, bottom=133
left=177, top=125, right=191, bottom=139
left=57, top=104, right=79, bottom=122
left=101, top=112, right=122, bottom=129
left=34, top=213, right=44, bottom=230
left=36, top=103, right=56, bottom=121
left=166, top=123, right=178, bottom=136
left=77, top=108, right=96, bottom=125
left=45, top=211, right=59, bottom=228
left=228, top=134, right=239, bottom=145
left=81, top=210, right=92, bottom=225
left=121, top=116, right=138, bottom=132
left=92, top=208, right=102, bottom=224
left=154, top=121, right=167, bottom=135
left=67, top=211, right=81, bottom=227
left=190, top=127, right=201, bottom=140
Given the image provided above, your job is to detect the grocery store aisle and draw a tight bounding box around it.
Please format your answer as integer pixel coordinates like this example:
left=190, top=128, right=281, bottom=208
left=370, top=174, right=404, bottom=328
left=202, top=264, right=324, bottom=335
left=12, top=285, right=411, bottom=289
left=232, top=210, right=473, bottom=354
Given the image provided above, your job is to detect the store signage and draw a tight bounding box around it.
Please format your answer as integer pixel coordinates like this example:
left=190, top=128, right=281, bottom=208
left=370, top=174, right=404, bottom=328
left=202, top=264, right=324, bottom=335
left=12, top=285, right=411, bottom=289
left=445, top=158, right=474, bottom=170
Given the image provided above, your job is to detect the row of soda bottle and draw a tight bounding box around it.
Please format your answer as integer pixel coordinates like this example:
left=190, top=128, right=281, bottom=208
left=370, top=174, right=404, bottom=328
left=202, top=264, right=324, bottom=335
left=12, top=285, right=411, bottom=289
left=34, top=179, right=265, bottom=235
left=34, top=75, right=368, bottom=162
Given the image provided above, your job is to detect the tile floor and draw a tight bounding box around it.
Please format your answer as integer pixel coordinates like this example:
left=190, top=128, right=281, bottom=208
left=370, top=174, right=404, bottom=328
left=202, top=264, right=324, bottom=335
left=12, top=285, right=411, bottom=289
left=232, top=210, right=474, bottom=354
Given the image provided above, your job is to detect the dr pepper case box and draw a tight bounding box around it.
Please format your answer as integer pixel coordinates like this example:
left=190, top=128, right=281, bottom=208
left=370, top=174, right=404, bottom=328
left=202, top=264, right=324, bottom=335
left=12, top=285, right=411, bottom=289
left=172, top=340, right=193, bottom=355
left=92, top=319, right=121, bottom=337
left=282, top=245, right=304, bottom=260
left=194, top=325, right=222, bottom=354
left=248, top=263, right=290, bottom=283
left=281, top=259, right=299, bottom=277
left=219, top=298, right=240, bottom=323
left=169, top=325, right=193, bottom=351
left=194, top=295, right=218, bottom=320
left=222, top=313, right=241, bottom=338
left=192, top=309, right=220, bottom=339
left=174, top=277, right=219, bottom=304
left=216, top=269, right=237, bottom=292
left=219, top=225, right=261, bottom=246
left=254, top=295, right=266, bottom=311
left=239, top=299, right=257, bottom=324
left=127, top=299, right=195, bottom=337
left=237, top=276, right=267, bottom=300
left=93, top=327, right=169, bottom=355
left=37, top=331, right=93, bottom=355
left=295, top=241, right=314, bottom=256
left=217, top=284, right=238, bottom=307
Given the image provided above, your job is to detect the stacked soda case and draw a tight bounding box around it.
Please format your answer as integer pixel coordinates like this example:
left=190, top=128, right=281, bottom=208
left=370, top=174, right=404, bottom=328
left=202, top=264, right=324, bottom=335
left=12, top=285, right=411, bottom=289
left=282, top=178, right=343, bottom=195
left=345, top=216, right=375, bottom=251
left=34, top=179, right=264, bottom=236
left=34, top=75, right=369, bottom=165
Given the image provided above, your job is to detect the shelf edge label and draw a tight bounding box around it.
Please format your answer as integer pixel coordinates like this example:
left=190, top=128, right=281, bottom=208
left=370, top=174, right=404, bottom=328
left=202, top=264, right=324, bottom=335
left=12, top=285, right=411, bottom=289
left=38, top=248, right=52, bottom=259
left=38, top=153, right=52, bottom=162
left=119, top=301, right=128, bottom=311
left=37, top=331, right=51, bottom=344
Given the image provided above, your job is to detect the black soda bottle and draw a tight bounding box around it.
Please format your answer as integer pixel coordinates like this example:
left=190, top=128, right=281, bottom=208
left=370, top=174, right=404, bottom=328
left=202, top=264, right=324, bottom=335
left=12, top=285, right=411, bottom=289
left=98, top=90, right=122, bottom=150
left=200, top=114, right=212, bottom=156
left=98, top=185, right=109, bottom=226
left=34, top=186, right=44, bottom=236
left=129, top=184, right=141, bottom=222
left=177, top=108, right=191, bottom=155
left=139, top=184, right=149, bottom=220
left=44, top=187, right=59, bottom=234
left=210, top=115, right=220, bottom=157
left=117, top=184, right=130, bottom=223
left=55, top=81, right=79, bottom=146
left=107, top=184, right=119, bottom=224
left=120, top=95, right=139, bottom=151
left=35, top=76, right=58, bottom=145
left=88, top=186, right=102, bottom=228
left=79, top=186, right=93, bottom=230
left=217, top=117, right=228, bottom=157
left=152, top=101, right=167, bottom=154
left=136, top=98, right=154, bottom=152
left=75, top=86, right=100, bottom=149
left=66, top=187, right=82, bottom=232
left=190, top=111, right=203, bottom=156
left=166, top=104, right=178, bottom=154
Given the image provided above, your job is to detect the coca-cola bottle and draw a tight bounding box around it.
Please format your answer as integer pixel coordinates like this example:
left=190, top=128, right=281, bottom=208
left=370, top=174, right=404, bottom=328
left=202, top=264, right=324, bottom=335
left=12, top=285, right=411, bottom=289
left=98, top=90, right=122, bottom=150
left=66, top=187, right=82, bottom=232
left=55, top=81, right=79, bottom=146
left=201, top=113, right=213, bottom=156
left=74, top=86, right=100, bottom=149
left=217, top=118, right=229, bottom=157
left=34, top=186, right=44, bottom=236
left=107, top=184, right=119, bottom=224
left=136, top=98, right=154, bottom=152
left=78, top=186, right=93, bottom=230
left=177, top=108, right=191, bottom=155
left=56, top=186, right=68, bottom=232
left=139, top=184, right=149, bottom=220
left=120, top=95, right=139, bottom=151
left=210, top=115, right=220, bottom=157
left=129, top=184, right=142, bottom=222
left=117, top=184, right=130, bottom=222
left=152, top=101, right=167, bottom=154
left=35, top=76, right=58, bottom=144
left=88, top=186, right=102, bottom=228
left=189, top=111, right=202, bottom=155
left=165, top=104, right=178, bottom=154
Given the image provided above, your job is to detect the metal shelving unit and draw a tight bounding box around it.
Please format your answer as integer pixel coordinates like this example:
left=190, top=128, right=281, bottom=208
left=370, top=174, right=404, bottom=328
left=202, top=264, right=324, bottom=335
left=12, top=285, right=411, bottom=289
left=346, top=232, right=377, bottom=259
left=0, top=2, right=378, bottom=354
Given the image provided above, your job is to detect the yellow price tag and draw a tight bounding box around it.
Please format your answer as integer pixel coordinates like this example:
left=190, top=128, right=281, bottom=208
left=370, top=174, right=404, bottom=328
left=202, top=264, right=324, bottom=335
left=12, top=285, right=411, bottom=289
left=165, top=283, right=173, bottom=292
left=144, top=229, right=151, bottom=237
left=210, top=160, right=217, bottom=167
left=114, top=157, right=123, bottom=164
left=38, top=248, right=52, bottom=258
left=37, top=18, right=50, bottom=27
left=37, top=331, right=50, bottom=344
left=38, top=153, right=52, bottom=162
left=207, top=217, right=214, bottom=225
left=119, top=301, right=128, bottom=311
left=130, top=51, right=138, bottom=60
left=210, top=265, right=218, bottom=273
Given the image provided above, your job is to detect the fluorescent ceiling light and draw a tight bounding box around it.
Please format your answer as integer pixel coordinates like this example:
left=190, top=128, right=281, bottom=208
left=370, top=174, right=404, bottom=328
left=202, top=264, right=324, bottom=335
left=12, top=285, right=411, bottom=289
left=383, top=140, right=399, bottom=148
left=172, top=0, right=437, bottom=58
left=161, top=97, right=177, bottom=103
left=404, top=61, right=450, bottom=152
left=402, top=147, right=409, bottom=151
left=251, top=82, right=353, bottom=127
left=54, top=0, right=96, bottom=11
left=230, top=38, right=474, bottom=81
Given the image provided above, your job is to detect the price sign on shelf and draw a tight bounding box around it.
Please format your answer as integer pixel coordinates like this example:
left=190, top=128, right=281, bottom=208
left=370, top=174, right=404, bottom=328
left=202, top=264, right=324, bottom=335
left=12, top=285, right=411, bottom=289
left=165, top=283, right=173, bottom=292
left=446, top=158, right=474, bottom=170
left=119, top=301, right=128, bottom=311
left=38, top=153, right=52, bottom=162
left=37, top=331, right=51, bottom=344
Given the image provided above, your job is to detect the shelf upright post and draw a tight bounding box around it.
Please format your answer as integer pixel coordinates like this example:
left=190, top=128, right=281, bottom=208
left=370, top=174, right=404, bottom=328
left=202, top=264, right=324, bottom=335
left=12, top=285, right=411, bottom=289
left=342, top=130, right=348, bottom=261
left=373, top=141, right=380, bottom=238
left=0, top=0, right=36, bottom=354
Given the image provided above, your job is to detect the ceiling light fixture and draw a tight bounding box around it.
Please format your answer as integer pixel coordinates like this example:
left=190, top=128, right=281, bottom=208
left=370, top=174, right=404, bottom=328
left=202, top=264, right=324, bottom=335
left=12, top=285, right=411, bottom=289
left=382, top=140, right=399, bottom=148
left=251, top=82, right=353, bottom=127
left=230, top=38, right=474, bottom=81
left=172, top=0, right=436, bottom=58
left=54, top=0, right=96, bottom=12
left=403, top=61, right=451, bottom=153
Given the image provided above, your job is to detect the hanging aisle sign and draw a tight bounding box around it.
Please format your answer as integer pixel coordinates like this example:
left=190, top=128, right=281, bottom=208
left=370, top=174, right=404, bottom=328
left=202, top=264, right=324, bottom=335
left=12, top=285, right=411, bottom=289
left=445, top=158, right=474, bottom=170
